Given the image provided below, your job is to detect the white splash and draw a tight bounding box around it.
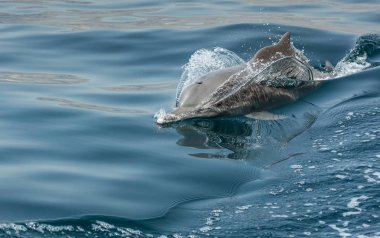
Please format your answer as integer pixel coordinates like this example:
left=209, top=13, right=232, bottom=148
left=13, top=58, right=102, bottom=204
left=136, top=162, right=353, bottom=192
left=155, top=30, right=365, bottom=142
left=271, top=214, right=289, bottom=218
left=290, top=164, right=303, bottom=169
left=329, top=224, right=352, bottom=238
left=347, top=195, right=369, bottom=208
left=343, top=210, right=362, bottom=217
left=334, top=54, right=371, bottom=78
left=176, top=47, right=245, bottom=105
left=236, top=205, right=253, bottom=210
left=154, top=108, right=169, bottom=125
left=336, top=174, right=348, bottom=180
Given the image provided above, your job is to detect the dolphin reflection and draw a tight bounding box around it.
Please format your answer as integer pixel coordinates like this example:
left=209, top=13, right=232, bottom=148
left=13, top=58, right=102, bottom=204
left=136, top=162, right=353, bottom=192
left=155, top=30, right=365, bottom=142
left=173, top=101, right=320, bottom=164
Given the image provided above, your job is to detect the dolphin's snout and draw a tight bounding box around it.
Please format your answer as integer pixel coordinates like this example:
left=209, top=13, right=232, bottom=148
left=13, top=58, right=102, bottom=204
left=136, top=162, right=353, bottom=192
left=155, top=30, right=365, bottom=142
left=155, top=112, right=181, bottom=125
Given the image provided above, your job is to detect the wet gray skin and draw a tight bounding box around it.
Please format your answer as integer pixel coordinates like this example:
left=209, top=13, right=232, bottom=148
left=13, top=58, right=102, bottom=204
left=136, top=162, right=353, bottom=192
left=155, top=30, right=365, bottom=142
left=156, top=32, right=323, bottom=125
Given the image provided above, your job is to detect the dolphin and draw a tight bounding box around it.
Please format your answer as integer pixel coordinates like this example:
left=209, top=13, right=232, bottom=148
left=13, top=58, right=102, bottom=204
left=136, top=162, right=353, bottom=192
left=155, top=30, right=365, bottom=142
left=156, top=32, right=322, bottom=125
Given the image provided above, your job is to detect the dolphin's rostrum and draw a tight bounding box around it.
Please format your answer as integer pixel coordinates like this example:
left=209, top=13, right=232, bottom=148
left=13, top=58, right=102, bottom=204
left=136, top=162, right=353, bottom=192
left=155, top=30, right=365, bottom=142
left=156, top=32, right=322, bottom=125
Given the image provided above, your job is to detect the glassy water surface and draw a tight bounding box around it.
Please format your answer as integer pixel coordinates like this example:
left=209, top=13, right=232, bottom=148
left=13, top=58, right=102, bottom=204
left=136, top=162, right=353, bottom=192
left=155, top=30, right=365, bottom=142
left=0, top=1, right=379, bottom=237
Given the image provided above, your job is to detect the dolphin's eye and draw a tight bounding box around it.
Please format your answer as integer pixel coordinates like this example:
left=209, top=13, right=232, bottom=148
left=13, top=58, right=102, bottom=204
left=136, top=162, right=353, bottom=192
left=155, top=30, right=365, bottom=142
left=196, top=81, right=202, bottom=84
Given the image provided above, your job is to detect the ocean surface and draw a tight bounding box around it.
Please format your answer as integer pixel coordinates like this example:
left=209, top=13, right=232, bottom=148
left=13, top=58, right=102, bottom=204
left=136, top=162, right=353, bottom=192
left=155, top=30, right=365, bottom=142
left=0, top=1, right=379, bottom=237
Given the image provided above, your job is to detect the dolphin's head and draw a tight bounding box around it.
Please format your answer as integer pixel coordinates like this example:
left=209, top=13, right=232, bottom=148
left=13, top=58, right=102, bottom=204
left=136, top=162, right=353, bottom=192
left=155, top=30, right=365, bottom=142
left=251, top=32, right=295, bottom=64
left=156, top=106, right=220, bottom=125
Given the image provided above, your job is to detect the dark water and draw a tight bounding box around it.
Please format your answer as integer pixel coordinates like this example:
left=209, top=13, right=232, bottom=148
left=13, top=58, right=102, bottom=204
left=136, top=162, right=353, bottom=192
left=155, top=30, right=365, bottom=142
left=0, top=1, right=379, bottom=237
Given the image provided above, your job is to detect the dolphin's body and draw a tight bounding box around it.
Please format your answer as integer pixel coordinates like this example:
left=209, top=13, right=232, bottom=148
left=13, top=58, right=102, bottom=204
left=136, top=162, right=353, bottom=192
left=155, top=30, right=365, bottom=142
left=156, top=33, right=322, bottom=125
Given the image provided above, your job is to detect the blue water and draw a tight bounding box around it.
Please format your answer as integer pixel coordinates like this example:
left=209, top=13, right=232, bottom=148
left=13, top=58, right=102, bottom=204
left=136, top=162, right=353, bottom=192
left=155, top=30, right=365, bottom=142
left=0, top=1, right=379, bottom=237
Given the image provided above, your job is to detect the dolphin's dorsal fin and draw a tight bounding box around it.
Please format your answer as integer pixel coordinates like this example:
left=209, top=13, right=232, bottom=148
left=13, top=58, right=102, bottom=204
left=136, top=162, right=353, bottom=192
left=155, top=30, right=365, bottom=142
left=251, top=32, right=295, bottom=63
left=278, top=32, right=291, bottom=49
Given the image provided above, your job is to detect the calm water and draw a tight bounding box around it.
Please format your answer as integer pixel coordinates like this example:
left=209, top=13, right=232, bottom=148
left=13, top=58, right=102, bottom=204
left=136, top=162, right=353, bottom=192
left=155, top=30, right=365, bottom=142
left=0, top=1, right=379, bottom=237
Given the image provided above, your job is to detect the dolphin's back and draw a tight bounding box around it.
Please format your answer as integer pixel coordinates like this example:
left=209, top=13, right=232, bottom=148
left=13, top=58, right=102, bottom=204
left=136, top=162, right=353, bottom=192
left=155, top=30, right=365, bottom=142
left=211, top=80, right=320, bottom=117
left=204, top=57, right=315, bottom=112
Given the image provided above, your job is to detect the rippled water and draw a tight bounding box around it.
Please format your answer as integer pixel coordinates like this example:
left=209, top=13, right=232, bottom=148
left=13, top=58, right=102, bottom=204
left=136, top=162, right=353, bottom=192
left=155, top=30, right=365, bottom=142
left=0, top=1, right=379, bottom=238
